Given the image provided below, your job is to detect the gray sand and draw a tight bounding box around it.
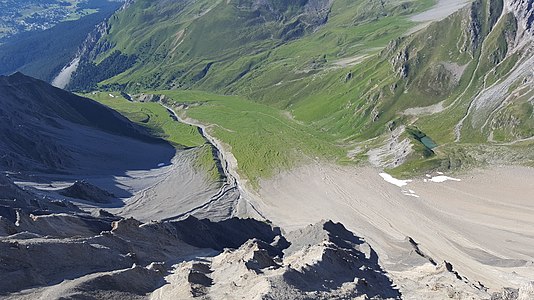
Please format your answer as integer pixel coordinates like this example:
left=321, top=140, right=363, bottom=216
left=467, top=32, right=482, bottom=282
left=250, top=164, right=534, bottom=295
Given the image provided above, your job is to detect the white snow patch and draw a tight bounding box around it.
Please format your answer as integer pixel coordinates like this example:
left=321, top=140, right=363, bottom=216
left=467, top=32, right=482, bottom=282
left=428, top=175, right=461, bottom=183
left=379, top=173, right=412, bottom=187
left=437, top=171, right=444, bottom=175
left=402, top=189, right=420, bottom=198
left=403, top=191, right=420, bottom=198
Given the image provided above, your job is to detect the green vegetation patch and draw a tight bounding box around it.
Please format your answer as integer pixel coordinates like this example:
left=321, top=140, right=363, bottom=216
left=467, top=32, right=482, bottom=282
left=193, top=144, right=225, bottom=182
left=85, top=92, right=205, bottom=148
left=156, top=90, right=346, bottom=186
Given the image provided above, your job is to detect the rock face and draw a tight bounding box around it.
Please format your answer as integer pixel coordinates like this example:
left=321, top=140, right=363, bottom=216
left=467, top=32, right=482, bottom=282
left=280, top=221, right=401, bottom=299
left=0, top=206, right=286, bottom=298
left=246, top=0, right=333, bottom=39
left=505, top=0, right=534, bottom=41
left=155, top=220, right=401, bottom=299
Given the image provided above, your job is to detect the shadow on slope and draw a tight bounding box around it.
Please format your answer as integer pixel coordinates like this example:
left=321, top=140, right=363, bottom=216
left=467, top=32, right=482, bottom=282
left=0, top=72, right=176, bottom=198
left=0, top=209, right=286, bottom=296
left=283, top=221, right=401, bottom=299
left=0, top=0, right=122, bottom=82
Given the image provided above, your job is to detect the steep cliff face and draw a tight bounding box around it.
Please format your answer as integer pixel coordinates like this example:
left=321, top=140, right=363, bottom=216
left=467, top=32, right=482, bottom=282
left=76, top=0, right=136, bottom=63
left=505, top=0, right=534, bottom=42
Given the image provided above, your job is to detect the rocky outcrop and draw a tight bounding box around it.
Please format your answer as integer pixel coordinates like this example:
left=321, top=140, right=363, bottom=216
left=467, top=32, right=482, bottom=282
left=492, top=282, right=534, bottom=300
left=0, top=209, right=290, bottom=296
left=0, top=174, right=36, bottom=208
left=281, top=221, right=400, bottom=299
left=463, top=0, right=483, bottom=54
left=59, top=180, right=115, bottom=204
left=505, top=0, right=534, bottom=41
left=167, top=220, right=401, bottom=299
left=390, top=47, right=410, bottom=78
left=243, top=0, right=334, bottom=40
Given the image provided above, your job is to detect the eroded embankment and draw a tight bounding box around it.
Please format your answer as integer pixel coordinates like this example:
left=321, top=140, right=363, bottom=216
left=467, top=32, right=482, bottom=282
left=159, top=102, right=265, bottom=221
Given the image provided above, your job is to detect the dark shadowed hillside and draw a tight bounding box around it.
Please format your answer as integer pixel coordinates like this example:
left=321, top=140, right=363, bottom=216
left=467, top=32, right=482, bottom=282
left=0, top=72, right=173, bottom=173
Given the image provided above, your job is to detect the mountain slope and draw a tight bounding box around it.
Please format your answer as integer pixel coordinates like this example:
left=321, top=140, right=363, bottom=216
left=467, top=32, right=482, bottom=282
left=0, top=1, right=533, bottom=298
left=0, top=0, right=123, bottom=82
left=65, top=0, right=533, bottom=176
left=0, top=72, right=174, bottom=173
left=383, top=0, right=534, bottom=172
left=67, top=0, right=434, bottom=91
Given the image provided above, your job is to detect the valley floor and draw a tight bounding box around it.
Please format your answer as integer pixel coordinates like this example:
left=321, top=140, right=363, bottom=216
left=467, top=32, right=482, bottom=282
left=247, top=163, right=534, bottom=295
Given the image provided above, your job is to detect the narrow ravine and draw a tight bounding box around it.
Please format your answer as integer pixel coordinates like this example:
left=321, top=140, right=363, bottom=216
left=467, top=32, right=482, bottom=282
left=160, top=102, right=265, bottom=220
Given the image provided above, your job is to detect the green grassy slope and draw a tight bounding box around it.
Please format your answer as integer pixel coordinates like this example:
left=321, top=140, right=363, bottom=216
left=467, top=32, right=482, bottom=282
left=85, top=91, right=224, bottom=181
left=72, top=0, right=434, bottom=92
left=76, top=0, right=532, bottom=180
left=156, top=90, right=346, bottom=185
left=85, top=92, right=205, bottom=148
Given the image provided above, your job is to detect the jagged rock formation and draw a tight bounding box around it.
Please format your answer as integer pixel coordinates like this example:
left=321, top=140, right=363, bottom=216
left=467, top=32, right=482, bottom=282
left=152, top=220, right=402, bottom=299
left=3, top=198, right=364, bottom=299
left=0, top=169, right=409, bottom=299
left=505, top=0, right=534, bottom=41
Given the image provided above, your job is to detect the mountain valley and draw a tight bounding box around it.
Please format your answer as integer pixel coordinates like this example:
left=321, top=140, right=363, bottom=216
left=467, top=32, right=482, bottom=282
left=1, top=0, right=533, bottom=299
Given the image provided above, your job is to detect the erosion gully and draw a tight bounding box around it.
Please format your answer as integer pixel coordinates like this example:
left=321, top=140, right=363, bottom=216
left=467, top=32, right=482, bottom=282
left=159, top=102, right=265, bottom=221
